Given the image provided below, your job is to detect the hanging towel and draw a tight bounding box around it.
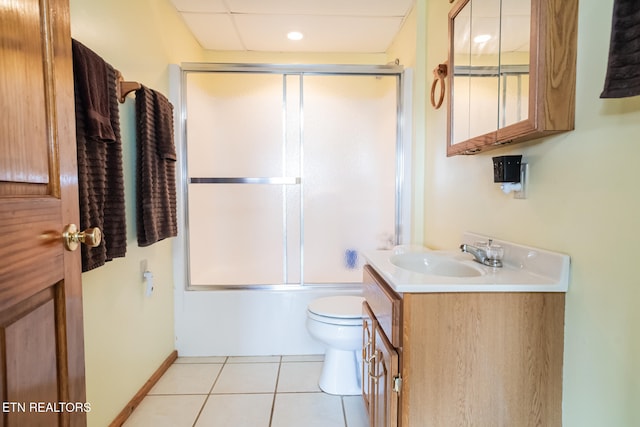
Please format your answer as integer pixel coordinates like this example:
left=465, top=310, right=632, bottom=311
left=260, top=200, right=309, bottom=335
left=600, top=0, right=640, bottom=98
left=72, top=39, right=127, bottom=271
left=135, top=85, right=178, bottom=247
left=72, top=40, right=116, bottom=141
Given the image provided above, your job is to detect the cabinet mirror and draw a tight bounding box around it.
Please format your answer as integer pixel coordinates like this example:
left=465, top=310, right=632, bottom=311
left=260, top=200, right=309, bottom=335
left=447, top=0, right=578, bottom=156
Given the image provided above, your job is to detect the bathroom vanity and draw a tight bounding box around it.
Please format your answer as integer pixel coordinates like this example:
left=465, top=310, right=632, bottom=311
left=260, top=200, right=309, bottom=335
left=362, top=235, right=569, bottom=427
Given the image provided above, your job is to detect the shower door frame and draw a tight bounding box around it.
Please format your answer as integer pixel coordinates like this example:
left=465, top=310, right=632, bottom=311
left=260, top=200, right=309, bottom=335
left=177, top=63, right=411, bottom=291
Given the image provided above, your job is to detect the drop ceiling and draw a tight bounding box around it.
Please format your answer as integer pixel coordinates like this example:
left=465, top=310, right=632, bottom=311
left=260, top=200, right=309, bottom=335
left=169, top=0, right=416, bottom=53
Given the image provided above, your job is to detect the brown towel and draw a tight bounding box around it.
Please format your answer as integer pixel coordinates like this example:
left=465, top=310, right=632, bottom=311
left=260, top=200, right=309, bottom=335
left=72, top=40, right=116, bottom=141
left=72, top=39, right=127, bottom=271
left=601, top=0, right=640, bottom=98
left=135, top=85, right=178, bottom=247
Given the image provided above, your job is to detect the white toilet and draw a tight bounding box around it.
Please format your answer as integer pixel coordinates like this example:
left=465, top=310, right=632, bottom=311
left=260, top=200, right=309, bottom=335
left=306, top=295, right=365, bottom=395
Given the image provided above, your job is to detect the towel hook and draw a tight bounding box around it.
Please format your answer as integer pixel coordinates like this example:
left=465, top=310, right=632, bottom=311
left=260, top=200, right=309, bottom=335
left=116, top=70, right=141, bottom=103
left=430, top=63, right=448, bottom=110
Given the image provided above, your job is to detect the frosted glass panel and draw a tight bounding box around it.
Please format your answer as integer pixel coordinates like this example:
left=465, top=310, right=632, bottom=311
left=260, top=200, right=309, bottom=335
left=285, top=185, right=302, bottom=284
left=284, top=75, right=301, bottom=178
left=186, top=73, right=284, bottom=177
left=303, top=75, right=397, bottom=283
left=188, top=185, right=285, bottom=285
left=184, top=68, right=400, bottom=287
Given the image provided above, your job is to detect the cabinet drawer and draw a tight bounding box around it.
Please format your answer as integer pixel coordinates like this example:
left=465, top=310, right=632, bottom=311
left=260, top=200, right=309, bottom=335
left=363, top=265, right=402, bottom=347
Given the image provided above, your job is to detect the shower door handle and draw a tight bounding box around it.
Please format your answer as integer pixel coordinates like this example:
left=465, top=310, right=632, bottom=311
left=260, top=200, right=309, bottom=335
left=190, top=177, right=301, bottom=185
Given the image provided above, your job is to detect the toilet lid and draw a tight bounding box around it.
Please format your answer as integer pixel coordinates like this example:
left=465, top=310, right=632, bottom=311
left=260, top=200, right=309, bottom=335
left=308, top=296, right=365, bottom=319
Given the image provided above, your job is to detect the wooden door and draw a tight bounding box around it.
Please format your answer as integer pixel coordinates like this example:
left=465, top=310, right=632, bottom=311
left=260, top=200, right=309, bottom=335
left=371, top=325, right=399, bottom=427
left=0, top=0, right=87, bottom=426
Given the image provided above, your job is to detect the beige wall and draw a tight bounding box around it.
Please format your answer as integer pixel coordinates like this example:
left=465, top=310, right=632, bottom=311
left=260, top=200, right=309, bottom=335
left=421, top=0, right=640, bottom=425
left=69, top=1, right=203, bottom=425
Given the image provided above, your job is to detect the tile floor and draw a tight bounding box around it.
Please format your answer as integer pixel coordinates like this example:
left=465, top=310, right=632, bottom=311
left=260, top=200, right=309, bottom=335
left=123, top=355, right=369, bottom=427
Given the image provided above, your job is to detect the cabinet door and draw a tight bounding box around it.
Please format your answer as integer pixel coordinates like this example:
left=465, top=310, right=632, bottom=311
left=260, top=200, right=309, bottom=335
left=371, top=324, right=399, bottom=427
left=362, top=302, right=375, bottom=413
left=447, top=0, right=578, bottom=155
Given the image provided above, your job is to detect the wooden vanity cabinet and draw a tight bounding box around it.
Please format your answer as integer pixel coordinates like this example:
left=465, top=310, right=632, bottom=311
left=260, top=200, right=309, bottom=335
left=362, top=265, right=565, bottom=427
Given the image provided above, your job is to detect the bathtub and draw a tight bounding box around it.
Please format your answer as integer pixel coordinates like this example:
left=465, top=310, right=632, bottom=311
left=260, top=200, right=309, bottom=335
left=174, top=285, right=363, bottom=356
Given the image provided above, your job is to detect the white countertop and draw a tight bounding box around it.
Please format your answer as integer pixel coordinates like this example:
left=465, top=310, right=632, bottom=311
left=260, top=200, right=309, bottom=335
left=363, top=233, right=570, bottom=293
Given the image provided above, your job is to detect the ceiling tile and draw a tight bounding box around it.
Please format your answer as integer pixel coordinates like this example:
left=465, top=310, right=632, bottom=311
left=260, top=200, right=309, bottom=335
left=181, top=13, right=245, bottom=50
left=171, top=0, right=415, bottom=53
left=170, top=0, right=229, bottom=13
left=235, top=15, right=403, bottom=53
left=226, top=0, right=413, bottom=16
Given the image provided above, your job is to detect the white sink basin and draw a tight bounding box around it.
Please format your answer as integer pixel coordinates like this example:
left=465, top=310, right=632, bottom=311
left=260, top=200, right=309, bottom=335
left=390, top=252, right=484, bottom=277
left=363, top=233, right=571, bottom=293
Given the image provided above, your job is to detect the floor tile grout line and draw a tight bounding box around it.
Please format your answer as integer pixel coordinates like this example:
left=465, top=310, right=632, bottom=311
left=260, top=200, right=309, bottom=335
left=341, top=396, right=348, bottom=427
left=147, top=359, right=228, bottom=396
left=268, top=356, right=283, bottom=427
left=191, top=356, right=228, bottom=427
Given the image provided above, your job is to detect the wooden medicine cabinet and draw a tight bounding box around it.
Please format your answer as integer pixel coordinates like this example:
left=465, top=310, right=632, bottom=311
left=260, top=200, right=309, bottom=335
left=447, top=0, right=578, bottom=156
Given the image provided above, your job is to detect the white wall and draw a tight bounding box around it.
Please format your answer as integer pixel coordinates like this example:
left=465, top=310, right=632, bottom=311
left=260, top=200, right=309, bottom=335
left=419, top=0, right=640, bottom=425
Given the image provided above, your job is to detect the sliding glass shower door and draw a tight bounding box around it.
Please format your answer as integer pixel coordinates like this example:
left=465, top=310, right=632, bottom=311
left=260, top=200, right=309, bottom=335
left=184, top=66, right=401, bottom=288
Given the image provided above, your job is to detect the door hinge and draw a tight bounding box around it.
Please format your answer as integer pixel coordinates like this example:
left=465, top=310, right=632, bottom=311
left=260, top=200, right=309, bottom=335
left=393, top=375, right=402, bottom=393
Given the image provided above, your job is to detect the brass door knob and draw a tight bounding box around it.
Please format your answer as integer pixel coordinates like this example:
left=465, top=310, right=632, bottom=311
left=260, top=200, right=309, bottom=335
left=62, top=224, right=102, bottom=251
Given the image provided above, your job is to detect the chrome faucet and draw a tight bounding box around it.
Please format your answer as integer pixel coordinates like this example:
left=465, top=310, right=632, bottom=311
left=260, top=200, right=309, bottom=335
left=460, top=240, right=503, bottom=268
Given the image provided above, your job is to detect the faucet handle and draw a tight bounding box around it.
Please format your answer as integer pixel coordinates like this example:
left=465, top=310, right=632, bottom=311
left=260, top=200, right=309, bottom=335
left=473, top=240, right=488, bottom=249
left=485, top=240, right=504, bottom=266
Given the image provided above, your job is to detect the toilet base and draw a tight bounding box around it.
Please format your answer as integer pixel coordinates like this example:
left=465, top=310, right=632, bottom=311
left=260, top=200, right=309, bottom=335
left=318, top=348, right=362, bottom=395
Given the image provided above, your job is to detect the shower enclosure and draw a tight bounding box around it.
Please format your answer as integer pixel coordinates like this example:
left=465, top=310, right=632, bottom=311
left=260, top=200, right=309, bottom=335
left=181, top=64, right=407, bottom=289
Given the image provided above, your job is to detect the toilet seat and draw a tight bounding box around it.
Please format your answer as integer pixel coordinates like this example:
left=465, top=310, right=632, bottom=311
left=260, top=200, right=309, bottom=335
left=307, top=296, right=364, bottom=326
left=307, top=311, right=363, bottom=326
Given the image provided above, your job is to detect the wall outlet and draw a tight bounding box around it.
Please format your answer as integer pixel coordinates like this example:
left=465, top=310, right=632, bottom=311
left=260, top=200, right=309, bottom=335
left=143, top=271, right=154, bottom=297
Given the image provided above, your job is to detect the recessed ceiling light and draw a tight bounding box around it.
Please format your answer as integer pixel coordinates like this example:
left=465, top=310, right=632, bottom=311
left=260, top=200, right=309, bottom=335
left=473, top=34, right=491, bottom=44
left=287, top=31, right=304, bottom=41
